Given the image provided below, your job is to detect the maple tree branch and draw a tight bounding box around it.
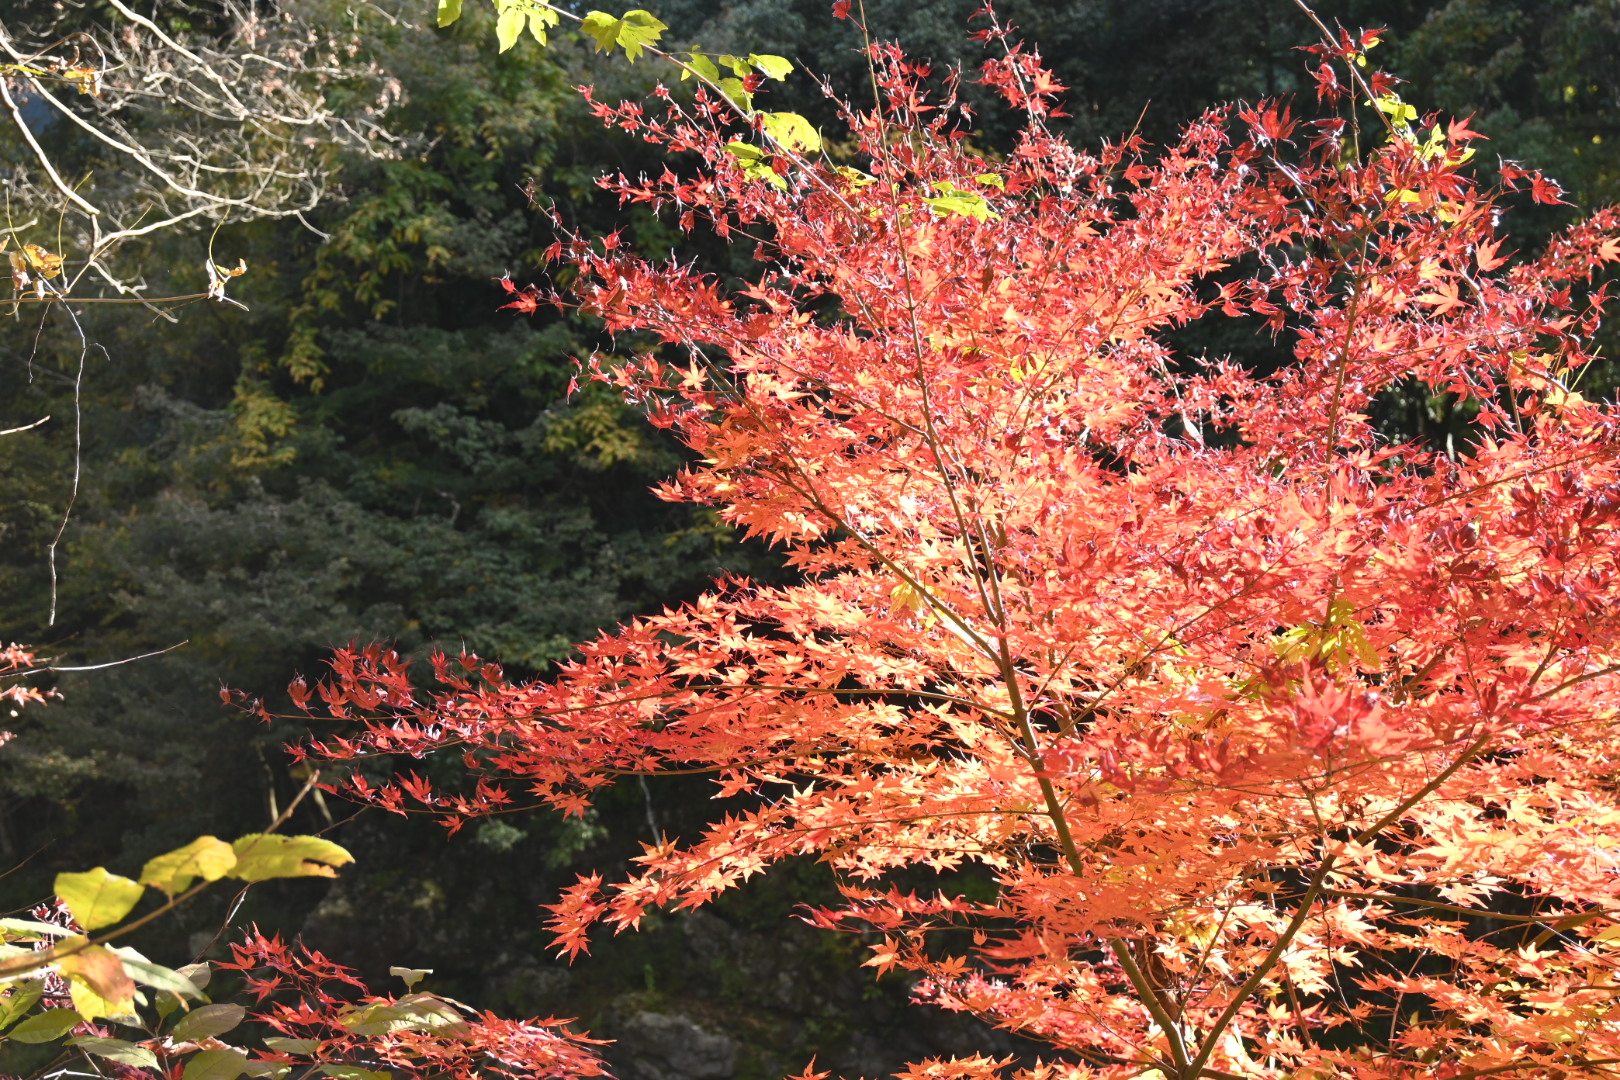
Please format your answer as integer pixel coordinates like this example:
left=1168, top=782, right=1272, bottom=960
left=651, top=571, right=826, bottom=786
left=1185, top=731, right=1493, bottom=1079
left=1318, top=888, right=1611, bottom=925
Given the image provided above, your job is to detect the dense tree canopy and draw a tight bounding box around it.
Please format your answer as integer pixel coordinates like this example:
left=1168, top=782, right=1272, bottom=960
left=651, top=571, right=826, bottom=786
left=3, top=2, right=1620, bottom=1079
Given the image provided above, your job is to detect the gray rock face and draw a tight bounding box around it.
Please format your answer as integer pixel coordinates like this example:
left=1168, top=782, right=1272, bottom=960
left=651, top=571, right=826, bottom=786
left=615, top=1010, right=739, bottom=1080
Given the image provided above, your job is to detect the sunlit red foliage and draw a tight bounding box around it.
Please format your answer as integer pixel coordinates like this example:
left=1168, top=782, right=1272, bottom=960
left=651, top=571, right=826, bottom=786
left=283, top=19, right=1620, bottom=1080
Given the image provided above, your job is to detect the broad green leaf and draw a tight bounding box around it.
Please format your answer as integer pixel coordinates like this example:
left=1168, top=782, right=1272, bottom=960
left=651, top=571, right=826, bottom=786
left=228, top=835, right=353, bottom=882
left=747, top=54, right=792, bottom=80
left=112, top=948, right=209, bottom=1003
left=0, top=919, right=75, bottom=939
left=140, top=836, right=237, bottom=895
left=68, top=1035, right=161, bottom=1069
left=682, top=53, right=719, bottom=83
left=173, top=1003, right=247, bottom=1042
left=323, top=1067, right=390, bottom=1080
left=0, top=980, right=43, bottom=1030
left=154, top=963, right=211, bottom=1022
left=923, top=186, right=997, bottom=221
left=184, top=1048, right=249, bottom=1080
left=8, top=1007, right=83, bottom=1043
left=580, top=11, right=622, bottom=53
left=716, top=77, right=752, bottom=112
left=178, top=962, right=212, bottom=991
left=58, top=941, right=138, bottom=1022
left=435, top=0, right=463, bottom=26
left=724, top=143, right=785, bottom=191
left=615, top=10, right=667, bottom=61
left=495, top=6, right=525, bottom=52
left=761, top=112, right=820, bottom=153
left=338, top=994, right=466, bottom=1037
left=526, top=8, right=560, bottom=45
left=244, top=1064, right=291, bottom=1080
left=55, top=868, right=145, bottom=931
left=389, top=966, right=432, bottom=990
left=921, top=182, right=998, bottom=219
left=263, top=1037, right=321, bottom=1054
left=974, top=173, right=1005, bottom=189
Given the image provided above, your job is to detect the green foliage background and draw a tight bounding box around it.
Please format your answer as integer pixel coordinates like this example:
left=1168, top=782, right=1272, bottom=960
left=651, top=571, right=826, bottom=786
left=0, top=0, right=1616, bottom=1076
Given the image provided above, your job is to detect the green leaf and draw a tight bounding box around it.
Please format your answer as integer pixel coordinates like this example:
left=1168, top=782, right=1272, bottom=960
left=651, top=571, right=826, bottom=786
left=526, top=8, right=560, bottom=45
left=580, top=11, right=622, bottom=53
left=923, top=185, right=998, bottom=221
left=55, top=868, right=145, bottom=931
left=263, top=1037, right=321, bottom=1054
left=974, top=173, right=1005, bottom=189
left=177, top=962, right=212, bottom=991
left=0, top=980, right=44, bottom=1031
left=323, top=1067, right=390, bottom=1080
left=338, top=994, right=467, bottom=1038
left=724, top=143, right=785, bottom=190
left=68, top=1035, right=161, bottom=1069
left=435, top=0, right=463, bottom=26
left=183, top=1048, right=249, bottom=1080
left=0, top=919, right=74, bottom=939
left=716, top=77, right=752, bottom=112
left=59, top=942, right=138, bottom=1023
left=228, top=835, right=353, bottom=883
left=495, top=6, right=525, bottom=52
left=747, top=54, right=793, bottom=80
left=761, top=112, right=820, bottom=153
left=8, top=1007, right=83, bottom=1044
left=683, top=53, right=719, bottom=83
left=389, top=966, right=432, bottom=991
left=113, top=949, right=210, bottom=1003
left=172, top=1003, right=246, bottom=1042
left=140, top=836, right=237, bottom=895
left=244, top=1064, right=290, bottom=1080
left=615, top=10, right=667, bottom=61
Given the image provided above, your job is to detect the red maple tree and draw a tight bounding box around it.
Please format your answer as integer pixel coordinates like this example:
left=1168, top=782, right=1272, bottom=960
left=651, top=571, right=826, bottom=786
left=282, top=18, right=1620, bottom=1080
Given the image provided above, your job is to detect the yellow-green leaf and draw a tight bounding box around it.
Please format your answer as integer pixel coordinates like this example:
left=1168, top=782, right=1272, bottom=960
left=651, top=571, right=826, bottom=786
left=526, top=7, right=559, bottom=45
left=923, top=185, right=998, bottom=221
left=580, top=11, right=622, bottom=53
left=57, top=942, right=137, bottom=1022
left=55, top=868, right=145, bottom=931
left=716, top=77, right=752, bottom=111
left=184, top=1048, right=249, bottom=1080
left=435, top=0, right=463, bottom=26
left=173, top=1003, right=246, bottom=1042
left=747, top=54, right=792, bottom=80
left=140, top=836, right=237, bottom=895
left=8, top=1007, right=83, bottom=1043
left=761, top=112, right=820, bottom=154
left=614, top=10, right=667, bottom=61
left=68, top=1035, right=160, bottom=1069
left=323, top=1068, right=389, bottom=1080
left=495, top=5, right=525, bottom=52
left=0, top=980, right=43, bottom=1030
left=228, top=835, right=353, bottom=883
left=683, top=53, right=719, bottom=83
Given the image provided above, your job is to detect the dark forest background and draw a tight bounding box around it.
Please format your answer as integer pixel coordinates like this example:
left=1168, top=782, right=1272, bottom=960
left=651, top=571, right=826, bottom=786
left=2, top=2, right=1616, bottom=1077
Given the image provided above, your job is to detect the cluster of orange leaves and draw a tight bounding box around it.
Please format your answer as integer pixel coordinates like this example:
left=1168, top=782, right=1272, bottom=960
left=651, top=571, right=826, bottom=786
left=280, top=22, right=1620, bottom=1080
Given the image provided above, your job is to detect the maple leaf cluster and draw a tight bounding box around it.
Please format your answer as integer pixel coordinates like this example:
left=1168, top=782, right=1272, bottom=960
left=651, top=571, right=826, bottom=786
left=284, top=24, right=1620, bottom=1080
